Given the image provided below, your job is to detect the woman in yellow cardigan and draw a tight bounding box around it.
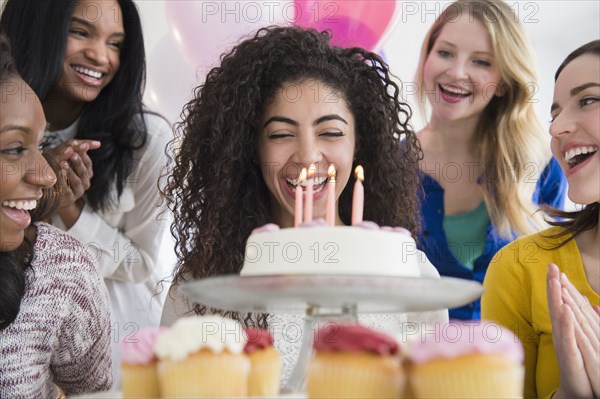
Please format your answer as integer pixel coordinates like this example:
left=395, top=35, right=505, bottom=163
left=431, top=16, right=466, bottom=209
left=482, top=40, right=599, bottom=399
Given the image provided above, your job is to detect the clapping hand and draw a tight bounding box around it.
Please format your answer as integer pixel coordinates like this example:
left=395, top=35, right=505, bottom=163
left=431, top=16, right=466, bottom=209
left=46, top=139, right=101, bottom=227
left=547, top=263, right=600, bottom=399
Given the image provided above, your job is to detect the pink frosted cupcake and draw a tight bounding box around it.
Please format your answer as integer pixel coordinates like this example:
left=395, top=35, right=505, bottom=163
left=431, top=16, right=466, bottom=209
left=306, top=323, right=405, bottom=399
left=244, top=328, right=281, bottom=397
left=120, top=327, right=168, bottom=398
left=406, top=320, right=524, bottom=398
left=154, top=316, right=250, bottom=397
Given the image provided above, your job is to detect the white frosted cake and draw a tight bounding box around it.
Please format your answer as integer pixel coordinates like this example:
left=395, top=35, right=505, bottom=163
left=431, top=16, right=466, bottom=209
left=240, top=221, right=422, bottom=277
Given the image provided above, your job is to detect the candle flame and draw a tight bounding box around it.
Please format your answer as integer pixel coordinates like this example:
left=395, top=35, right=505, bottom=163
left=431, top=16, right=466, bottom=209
left=328, top=164, right=336, bottom=178
left=355, top=165, right=364, bottom=182
left=299, top=167, right=307, bottom=182
left=308, top=163, right=316, bottom=178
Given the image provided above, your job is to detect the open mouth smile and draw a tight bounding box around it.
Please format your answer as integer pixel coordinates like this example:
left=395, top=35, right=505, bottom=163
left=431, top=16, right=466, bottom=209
left=71, top=65, right=106, bottom=85
left=439, top=83, right=472, bottom=100
left=564, top=145, right=598, bottom=169
left=286, top=175, right=328, bottom=194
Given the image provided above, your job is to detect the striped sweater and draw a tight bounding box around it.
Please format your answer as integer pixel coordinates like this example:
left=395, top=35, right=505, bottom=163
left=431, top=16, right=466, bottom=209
left=0, top=223, right=112, bottom=398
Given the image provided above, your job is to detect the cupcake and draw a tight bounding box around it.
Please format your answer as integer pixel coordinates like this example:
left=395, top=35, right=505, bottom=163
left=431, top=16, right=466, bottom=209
left=154, top=315, right=250, bottom=398
left=120, top=327, right=167, bottom=398
left=306, top=323, right=405, bottom=399
left=244, top=328, right=281, bottom=397
left=406, top=320, right=524, bottom=398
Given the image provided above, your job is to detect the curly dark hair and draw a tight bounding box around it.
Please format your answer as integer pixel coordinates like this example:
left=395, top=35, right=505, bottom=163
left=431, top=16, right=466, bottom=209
left=164, top=26, right=423, bottom=327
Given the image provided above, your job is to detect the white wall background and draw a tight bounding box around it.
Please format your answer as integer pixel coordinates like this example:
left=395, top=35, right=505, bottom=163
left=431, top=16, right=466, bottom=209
left=137, top=0, right=600, bottom=129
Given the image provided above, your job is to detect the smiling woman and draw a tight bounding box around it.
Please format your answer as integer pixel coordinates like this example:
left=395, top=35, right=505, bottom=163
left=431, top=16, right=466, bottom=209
left=482, top=40, right=600, bottom=399
left=0, top=33, right=112, bottom=397
left=0, top=0, right=174, bottom=384
left=49, top=0, right=124, bottom=107
left=258, top=80, right=357, bottom=228
left=412, top=0, right=567, bottom=320
left=160, top=25, right=448, bottom=386
left=0, top=82, right=53, bottom=250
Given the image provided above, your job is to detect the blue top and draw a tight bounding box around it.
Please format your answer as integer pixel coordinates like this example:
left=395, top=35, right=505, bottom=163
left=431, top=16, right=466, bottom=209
left=417, top=157, right=567, bottom=320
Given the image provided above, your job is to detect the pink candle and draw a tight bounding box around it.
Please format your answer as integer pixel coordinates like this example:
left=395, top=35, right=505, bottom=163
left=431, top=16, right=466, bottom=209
left=326, top=164, right=336, bottom=226
left=304, top=163, right=315, bottom=223
left=294, top=168, right=306, bottom=227
left=351, top=165, right=364, bottom=226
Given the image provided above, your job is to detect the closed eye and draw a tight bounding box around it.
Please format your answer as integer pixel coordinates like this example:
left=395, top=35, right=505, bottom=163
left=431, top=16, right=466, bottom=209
left=319, top=131, right=344, bottom=138
left=268, top=133, right=294, bottom=139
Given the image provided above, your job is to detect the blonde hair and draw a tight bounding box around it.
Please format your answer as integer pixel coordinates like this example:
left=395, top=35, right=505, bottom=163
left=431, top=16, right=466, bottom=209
left=415, top=0, right=551, bottom=238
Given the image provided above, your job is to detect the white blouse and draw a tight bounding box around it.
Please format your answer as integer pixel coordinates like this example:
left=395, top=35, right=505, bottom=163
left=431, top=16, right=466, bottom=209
left=45, top=113, right=175, bottom=386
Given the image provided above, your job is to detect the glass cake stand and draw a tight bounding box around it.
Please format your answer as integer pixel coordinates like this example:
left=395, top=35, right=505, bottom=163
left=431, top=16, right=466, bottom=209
left=181, top=274, right=483, bottom=392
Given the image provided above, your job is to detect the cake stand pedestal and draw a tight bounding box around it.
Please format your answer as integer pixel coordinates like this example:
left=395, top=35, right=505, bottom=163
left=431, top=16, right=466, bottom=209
left=181, top=274, right=483, bottom=392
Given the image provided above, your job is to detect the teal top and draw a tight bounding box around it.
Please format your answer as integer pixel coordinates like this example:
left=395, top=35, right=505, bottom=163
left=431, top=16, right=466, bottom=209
left=442, top=201, right=490, bottom=270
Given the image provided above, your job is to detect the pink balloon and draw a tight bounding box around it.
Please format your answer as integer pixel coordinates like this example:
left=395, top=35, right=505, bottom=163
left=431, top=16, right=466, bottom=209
left=294, top=0, right=399, bottom=50
left=314, top=15, right=380, bottom=50
left=166, top=1, right=293, bottom=72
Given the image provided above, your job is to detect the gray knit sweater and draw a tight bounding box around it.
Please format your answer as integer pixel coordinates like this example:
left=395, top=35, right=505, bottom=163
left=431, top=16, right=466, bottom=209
left=0, top=223, right=112, bottom=398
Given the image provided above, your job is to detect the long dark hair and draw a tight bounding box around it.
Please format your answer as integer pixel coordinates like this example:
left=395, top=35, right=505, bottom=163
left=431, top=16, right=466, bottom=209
left=0, top=0, right=148, bottom=211
left=0, top=33, right=64, bottom=330
left=164, top=26, right=422, bottom=326
left=544, top=40, right=600, bottom=244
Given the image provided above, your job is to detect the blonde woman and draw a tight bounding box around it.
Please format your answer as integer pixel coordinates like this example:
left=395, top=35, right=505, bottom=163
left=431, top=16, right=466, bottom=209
left=413, top=0, right=566, bottom=319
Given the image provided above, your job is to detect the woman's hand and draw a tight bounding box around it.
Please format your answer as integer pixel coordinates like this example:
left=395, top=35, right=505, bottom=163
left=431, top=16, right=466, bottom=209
left=547, top=263, right=600, bottom=399
left=46, top=139, right=100, bottom=227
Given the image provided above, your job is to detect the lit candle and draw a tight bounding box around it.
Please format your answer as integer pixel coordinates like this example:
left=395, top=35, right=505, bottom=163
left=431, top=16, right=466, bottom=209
left=326, top=164, right=336, bottom=226
left=304, top=163, right=316, bottom=223
left=351, top=165, right=364, bottom=226
left=294, top=168, right=306, bottom=227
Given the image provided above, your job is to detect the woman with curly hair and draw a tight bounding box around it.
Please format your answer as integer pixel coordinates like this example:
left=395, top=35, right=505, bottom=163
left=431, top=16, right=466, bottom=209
left=0, top=33, right=111, bottom=397
left=162, top=25, right=447, bottom=383
left=413, top=0, right=567, bottom=320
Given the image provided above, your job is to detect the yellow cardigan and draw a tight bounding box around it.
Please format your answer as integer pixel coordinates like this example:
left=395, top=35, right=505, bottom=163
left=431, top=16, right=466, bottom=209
left=482, top=226, right=599, bottom=399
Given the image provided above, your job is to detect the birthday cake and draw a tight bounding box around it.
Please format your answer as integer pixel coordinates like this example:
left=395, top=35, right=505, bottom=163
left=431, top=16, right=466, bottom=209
left=240, top=220, right=422, bottom=277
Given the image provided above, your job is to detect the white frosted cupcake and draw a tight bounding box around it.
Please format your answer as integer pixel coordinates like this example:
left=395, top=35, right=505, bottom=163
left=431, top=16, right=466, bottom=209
left=154, top=316, right=250, bottom=397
